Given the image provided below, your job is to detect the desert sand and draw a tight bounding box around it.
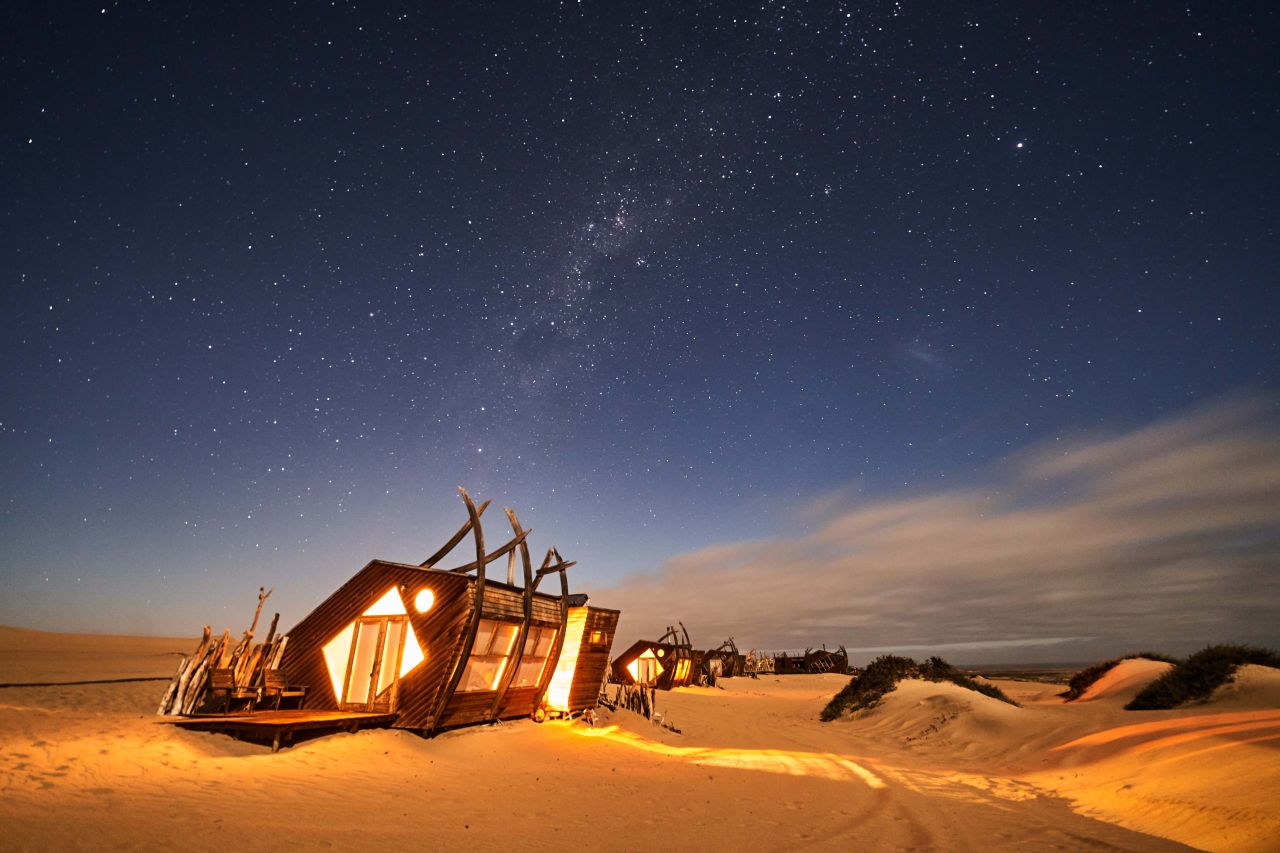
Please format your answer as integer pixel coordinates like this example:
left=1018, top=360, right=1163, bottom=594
left=2, top=628, right=1277, bottom=852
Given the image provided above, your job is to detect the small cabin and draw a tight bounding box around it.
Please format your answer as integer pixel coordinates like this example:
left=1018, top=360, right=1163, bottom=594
left=700, top=637, right=746, bottom=683
left=610, top=623, right=702, bottom=690
left=279, top=490, right=618, bottom=732
left=773, top=646, right=851, bottom=675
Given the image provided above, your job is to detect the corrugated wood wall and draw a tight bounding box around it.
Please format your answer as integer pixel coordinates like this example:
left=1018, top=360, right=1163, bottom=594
left=280, top=558, right=603, bottom=731
left=568, top=607, right=619, bottom=710
left=280, top=561, right=473, bottom=730
left=436, top=689, right=497, bottom=728
left=477, top=580, right=562, bottom=626
left=496, top=685, right=540, bottom=718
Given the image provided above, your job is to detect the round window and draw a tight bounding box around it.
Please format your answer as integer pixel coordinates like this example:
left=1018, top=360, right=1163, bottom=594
left=414, top=588, right=435, bottom=613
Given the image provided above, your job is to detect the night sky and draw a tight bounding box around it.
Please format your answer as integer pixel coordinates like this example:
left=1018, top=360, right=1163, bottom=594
left=4, top=2, right=1277, bottom=661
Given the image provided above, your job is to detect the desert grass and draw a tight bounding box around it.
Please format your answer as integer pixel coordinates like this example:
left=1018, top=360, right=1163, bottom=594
left=821, top=655, right=1017, bottom=721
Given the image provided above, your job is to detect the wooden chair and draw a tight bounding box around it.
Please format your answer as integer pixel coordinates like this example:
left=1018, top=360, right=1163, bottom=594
left=210, top=667, right=258, bottom=714
left=262, top=669, right=307, bottom=711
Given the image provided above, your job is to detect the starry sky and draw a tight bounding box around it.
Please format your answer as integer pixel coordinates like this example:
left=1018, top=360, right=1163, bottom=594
left=3, top=2, right=1277, bottom=661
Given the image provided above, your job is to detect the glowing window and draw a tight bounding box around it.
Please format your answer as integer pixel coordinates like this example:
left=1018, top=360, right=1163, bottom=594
left=512, top=626, right=558, bottom=688
left=321, top=586, right=427, bottom=701
left=544, top=607, right=589, bottom=712
left=589, top=630, right=606, bottom=647
left=414, top=588, right=435, bottom=613
left=674, top=658, right=691, bottom=683
left=625, top=648, right=664, bottom=684
left=458, top=619, right=520, bottom=692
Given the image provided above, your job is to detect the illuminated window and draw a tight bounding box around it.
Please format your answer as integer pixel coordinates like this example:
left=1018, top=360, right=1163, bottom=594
left=458, top=620, right=519, bottom=692
left=322, top=586, right=426, bottom=702
left=511, top=625, right=558, bottom=688
left=544, top=607, right=588, bottom=712
left=626, top=648, right=664, bottom=684
left=674, top=658, right=691, bottom=682
left=588, top=630, right=606, bottom=647
left=414, top=588, right=435, bottom=613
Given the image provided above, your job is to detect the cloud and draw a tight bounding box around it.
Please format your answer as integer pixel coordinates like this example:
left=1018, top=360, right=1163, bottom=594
left=603, top=396, right=1280, bottom=663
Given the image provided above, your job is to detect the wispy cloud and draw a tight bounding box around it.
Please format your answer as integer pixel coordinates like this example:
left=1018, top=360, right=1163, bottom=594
left=604, top=396, right=1280, bottom=662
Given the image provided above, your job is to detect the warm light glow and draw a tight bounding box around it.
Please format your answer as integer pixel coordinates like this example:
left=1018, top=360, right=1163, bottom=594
left=459, top=620, right=521, bottom=691
left=489, top=622, right=520, bottom=687
left=363, top=586, right=408, bottom=616
left=400, top=621, right=425, bottom=676
left=544, top=607, right=589, bottom=712
left=625, top=648, right=663, bottom=684
left=573, top=725, right=886, bottom=788
left=322, top=622, right=356, bottom=700
left=674, top=658, right=691, bottom=683
left=321, top=587, right=428, bottom=701
left=414, top=588, right=435, bottom=613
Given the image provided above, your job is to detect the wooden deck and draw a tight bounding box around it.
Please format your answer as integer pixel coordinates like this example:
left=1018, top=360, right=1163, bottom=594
left=166, top=710, right=399, bottom=752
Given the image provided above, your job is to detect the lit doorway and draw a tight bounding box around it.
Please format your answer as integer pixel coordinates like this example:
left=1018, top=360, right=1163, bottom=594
left=340, top=616, right=406, bottom=712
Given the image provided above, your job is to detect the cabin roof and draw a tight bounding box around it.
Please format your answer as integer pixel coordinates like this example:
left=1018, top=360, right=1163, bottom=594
left=358, top=558, right=566, bottom=603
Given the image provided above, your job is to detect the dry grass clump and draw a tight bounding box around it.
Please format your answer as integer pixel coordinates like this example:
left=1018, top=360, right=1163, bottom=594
left=1126, top=644, right=1280, bottom=710
left=821, top=655, right=1017, bottom=721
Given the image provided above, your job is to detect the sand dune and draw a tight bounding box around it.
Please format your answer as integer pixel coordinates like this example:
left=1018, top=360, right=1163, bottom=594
left=0, top=626, right=190, bottom=684
left=2, top=629, right=1277, bottom=851
left=1071, top=658, right=1175, bottom=704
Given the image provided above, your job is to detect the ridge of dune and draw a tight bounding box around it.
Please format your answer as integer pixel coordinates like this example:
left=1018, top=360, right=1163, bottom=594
left=1207, top=663, right=1280, bottom=709
left=0, top=625, right=193, bottom=684
left=1072, top=658, right=1174, bottom=704
left=833, top=678, right=1036, bottom=762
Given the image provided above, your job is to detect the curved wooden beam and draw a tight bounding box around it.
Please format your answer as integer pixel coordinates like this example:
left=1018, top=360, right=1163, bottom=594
left=443, top=528, right=529, bottom=573
left=533, top=547, right=571, bottom=712
left=430, top=487, right=488, bottom=728
left=420, top=498, right=491, bottom=567
left=488, top=507, right=535, bottom=720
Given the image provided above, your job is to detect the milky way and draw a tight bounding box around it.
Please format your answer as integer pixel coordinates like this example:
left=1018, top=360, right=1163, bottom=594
left=3, top=3, right=1276, bottom=649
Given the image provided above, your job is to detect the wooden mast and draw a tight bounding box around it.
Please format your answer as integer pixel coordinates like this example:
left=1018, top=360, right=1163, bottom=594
left=429, top=487, right=489, bottom=726
left=487, top=507, right=535, bottom=720
left=532, top=546, right=573, bottom=712
left=419, top=499, right=491, bottom=567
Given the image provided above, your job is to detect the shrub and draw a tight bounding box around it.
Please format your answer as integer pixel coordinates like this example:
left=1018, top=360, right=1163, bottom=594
left=820, top=654, right=1017, bottom=722
left=1060, top=651, right=1181, bottom=702
left=1126, top=644, right=1280, bottom=710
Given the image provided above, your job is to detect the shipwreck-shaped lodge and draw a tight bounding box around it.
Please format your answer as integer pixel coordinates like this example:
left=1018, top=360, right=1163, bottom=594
left=700, top=637, right=747, bottom=682
left=771, top=645, right=852, bottom=675
left=276, top=489, right=619, bottom=732
left=610, top=623, right=703, bottom=690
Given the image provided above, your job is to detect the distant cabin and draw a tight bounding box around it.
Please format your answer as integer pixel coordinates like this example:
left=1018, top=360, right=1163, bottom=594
left=701, top=637, right=746, bottom=682
left=279, top=490, right=619, bottom=732
left=773, top=646, right=851, bottom=675
left=610, top=623, right=701, bottom=690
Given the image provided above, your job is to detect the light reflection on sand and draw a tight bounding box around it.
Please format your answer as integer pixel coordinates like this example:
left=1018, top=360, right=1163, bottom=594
left=572, top=724, right=887, bottom=788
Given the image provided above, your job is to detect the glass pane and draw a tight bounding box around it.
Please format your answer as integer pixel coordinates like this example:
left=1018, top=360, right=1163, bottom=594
left=345, top=622, right=381, bottom=704
left=514, top=659, right=546, bottom=688
left=377, top=620, right=403, bottom=696
left=523, top=628, right=540, bottom=656
left=491, top=623, right=519, bottom=657
left=534, top=630, right=556, bottom=658
left=472, top=620, right=496, bottom=655
left=460, top=658, right=502, bottom=692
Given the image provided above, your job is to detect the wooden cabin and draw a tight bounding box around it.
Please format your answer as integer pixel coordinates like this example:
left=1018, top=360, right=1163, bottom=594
left=279, top=489, right=619, bottom=732
left=773, top=646, right=851, bottom=675
left=700, top=637, right=746, bottom=683
left=610, top=623, right=702, bottom=690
